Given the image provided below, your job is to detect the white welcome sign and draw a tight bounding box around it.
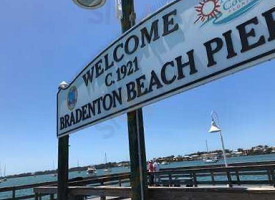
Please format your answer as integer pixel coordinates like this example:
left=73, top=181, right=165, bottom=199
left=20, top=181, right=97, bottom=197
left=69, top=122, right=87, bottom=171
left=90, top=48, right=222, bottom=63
left=57, top=0, right=275, bottom=137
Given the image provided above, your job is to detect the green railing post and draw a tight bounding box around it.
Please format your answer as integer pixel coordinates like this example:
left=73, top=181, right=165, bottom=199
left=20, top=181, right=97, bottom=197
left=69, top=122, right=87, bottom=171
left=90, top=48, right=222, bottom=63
left=236, top=171, right=241, bottom=186
left=12, top=188, right=16, bottom=200
left=35, top=193, right=39, bottom=200
left=226, top=171, right=233, bottom=188
left=192, top=173, right=198, bottom=187
left=211, top=171, right=215, bottom=186
left=270, top=168, right=275, bottom=187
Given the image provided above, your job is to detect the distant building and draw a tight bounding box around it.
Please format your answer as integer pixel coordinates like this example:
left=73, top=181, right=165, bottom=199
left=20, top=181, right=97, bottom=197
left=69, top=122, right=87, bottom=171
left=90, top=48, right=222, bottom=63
left=232, top=150, right=243, bottom=156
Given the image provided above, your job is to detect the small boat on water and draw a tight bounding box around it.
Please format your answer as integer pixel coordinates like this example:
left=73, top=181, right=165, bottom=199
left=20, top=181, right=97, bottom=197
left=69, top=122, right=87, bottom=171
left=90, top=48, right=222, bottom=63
left=0, top=178, right=7, bottom=183
left=117, top=163, right=124, bottom=167
left=161, top=161, right=169, bottom=165
left=77, top=160, right=81, bottom=174
left=203, top=157, right=219, bottom=163
left=203, top=140, right=219, bottom=164
left=103, top=153, right=112, bottom=173
left=51, top=161, right=57, bottom=177
left=0, top=164, right=7, bottom=183
left=87, top=166, right=97, bottom=175
left=103, top=168, right=112, bottom=172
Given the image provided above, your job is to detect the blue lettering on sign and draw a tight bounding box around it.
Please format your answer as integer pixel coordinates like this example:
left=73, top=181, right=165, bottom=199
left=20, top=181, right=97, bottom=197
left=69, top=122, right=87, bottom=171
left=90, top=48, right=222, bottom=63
left=195, top=0, right=262, bottom=26
left=213, top=0, right=261, bottom=24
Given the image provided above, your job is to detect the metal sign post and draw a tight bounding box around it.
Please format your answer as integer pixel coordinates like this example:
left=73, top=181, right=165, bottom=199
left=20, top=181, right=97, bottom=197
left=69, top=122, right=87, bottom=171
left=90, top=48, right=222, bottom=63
left=120, top=1, right=148, bottom=200
left=57, top=135, right=69, bottom=200
left=127, top=109, right=148, bottom=200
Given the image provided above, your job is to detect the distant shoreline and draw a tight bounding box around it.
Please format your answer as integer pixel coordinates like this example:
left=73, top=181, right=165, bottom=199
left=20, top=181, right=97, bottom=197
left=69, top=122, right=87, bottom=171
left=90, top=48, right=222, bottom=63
left=3, top=145, right=275, bottom=179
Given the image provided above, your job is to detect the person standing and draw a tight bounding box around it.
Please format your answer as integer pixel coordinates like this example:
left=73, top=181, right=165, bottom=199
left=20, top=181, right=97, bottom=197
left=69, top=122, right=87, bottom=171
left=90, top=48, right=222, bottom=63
left=153, top=161, right=160, bottom=185
left=147, top=161, right=154, bottom=186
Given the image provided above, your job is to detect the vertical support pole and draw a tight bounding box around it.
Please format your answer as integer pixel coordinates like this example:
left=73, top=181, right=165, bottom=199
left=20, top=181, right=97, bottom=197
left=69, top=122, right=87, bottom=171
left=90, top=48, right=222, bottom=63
left=236, top=170, right=241, bottom=186
left=168, top=173, right=172, bottom=187
left=100, top=180, right=106, bottom=200
left=219, top=131, right=228, bottom=167
left=270, top=168, right=275, bottom=187
left=226, top=171, right=233, bottom=188
left=35, top=193, right=39, bottom=200
left=210, top=171, right=215, bottom=186
left=268, top=170, right=272, bottom=185
left=120, top=0, right=136, bottom=33
left=127, top=109, right=149, bottom=200
left=120, top=0, right=148, bottom=200
left=58, top=135, right=69, bottom=200
left=12, top=188, right=16, bottom=200
left=119, top=178, right=122, bottom=186
left=192, top=173, right=198, bottom=187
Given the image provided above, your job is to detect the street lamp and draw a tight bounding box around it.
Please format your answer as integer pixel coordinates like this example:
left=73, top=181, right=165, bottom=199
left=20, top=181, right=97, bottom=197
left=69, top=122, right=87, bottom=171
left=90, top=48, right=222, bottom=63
left=72, top=0, right=106, bottom=9
left=208, top=111, right=228, bottom=167
left=58, top=81, right=68, bottom=90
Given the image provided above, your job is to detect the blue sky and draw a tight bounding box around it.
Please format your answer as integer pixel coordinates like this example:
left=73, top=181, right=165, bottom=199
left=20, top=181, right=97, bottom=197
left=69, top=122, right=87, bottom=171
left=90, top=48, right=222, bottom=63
left=0, top=0, right=274, bottom=175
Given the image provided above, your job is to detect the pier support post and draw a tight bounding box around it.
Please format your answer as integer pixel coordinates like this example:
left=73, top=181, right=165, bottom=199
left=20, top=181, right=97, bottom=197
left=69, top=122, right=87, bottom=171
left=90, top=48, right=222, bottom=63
left=58, top=135, right=69, bottom=200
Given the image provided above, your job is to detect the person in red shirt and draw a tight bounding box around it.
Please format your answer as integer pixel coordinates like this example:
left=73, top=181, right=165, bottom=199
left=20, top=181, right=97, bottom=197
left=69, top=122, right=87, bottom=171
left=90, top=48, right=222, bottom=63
left=147, top=161, right=154, bottom=186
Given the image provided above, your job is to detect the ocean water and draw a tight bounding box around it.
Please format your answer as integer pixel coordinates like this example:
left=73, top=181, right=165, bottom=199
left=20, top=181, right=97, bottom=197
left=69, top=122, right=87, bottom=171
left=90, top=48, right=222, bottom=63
left=0, top=154, right=274, bottom=199
left=160, top=154, right=275, bottom=169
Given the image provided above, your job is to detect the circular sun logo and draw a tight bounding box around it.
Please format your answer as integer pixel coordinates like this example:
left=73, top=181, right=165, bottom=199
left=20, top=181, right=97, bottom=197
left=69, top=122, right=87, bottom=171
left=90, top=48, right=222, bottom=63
left=195, top=0, right=220, bottom=24
left=67, top=86, right=78, bottom=111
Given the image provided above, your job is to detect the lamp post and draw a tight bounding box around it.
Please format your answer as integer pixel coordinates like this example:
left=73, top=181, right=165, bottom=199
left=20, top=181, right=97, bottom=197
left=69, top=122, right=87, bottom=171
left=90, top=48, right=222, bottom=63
left=208, top=111, right=228, bottom=167
left=70, top=1, right=148, bottom=200
left=57, top=81, right=69, bottom=200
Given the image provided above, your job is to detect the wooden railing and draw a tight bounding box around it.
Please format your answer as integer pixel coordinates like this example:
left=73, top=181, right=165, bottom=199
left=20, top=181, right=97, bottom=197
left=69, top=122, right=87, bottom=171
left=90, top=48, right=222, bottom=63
left=1, top=161, right=275, bottom=200
left=160, top=160, right=275, bottom=171
left=0, top=173, right=130, bottom=200
left=155, top=163, right=275, bottom=187
left=34, top=162, right=275, bottom=200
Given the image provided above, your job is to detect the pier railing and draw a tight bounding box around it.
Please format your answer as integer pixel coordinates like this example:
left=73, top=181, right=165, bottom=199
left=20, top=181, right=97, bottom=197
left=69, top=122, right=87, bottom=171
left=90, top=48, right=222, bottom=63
left=155, top=163, right=275, bottom=187
left=161, top=160, right=275, bottom=171
left=1, top=161, right=275, bottom=200
left=0, top=173, right=130, bottom=200
left=34, top=162, right=275, bottom=200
